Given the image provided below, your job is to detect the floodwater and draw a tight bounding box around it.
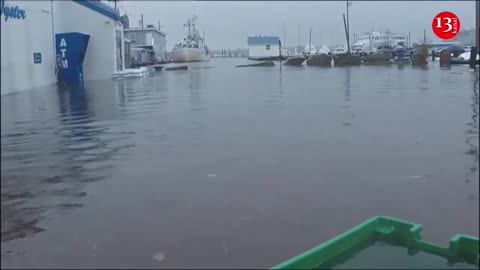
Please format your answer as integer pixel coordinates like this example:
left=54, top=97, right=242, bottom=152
left=1, top=59, right=479, bottom=268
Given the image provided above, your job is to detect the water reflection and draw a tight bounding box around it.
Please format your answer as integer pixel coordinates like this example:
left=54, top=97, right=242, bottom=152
left=342, top=67, right=353, bottom=126
left=465, top=73, right=479, bottom=183
left=189, top=70, right=205, bottom=112
left=1, top=83, right=134, bottom=242
left=263, top=72, right=284, bottom=109
left=1, top=62, right=479, bottom=268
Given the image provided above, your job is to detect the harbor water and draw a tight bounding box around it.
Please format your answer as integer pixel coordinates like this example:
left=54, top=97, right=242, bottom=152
left=1, top=59, right=479, bottom=268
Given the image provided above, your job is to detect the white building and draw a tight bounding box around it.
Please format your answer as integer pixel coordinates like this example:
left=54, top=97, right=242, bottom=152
left=1, top=0, right=125, bottom=95
left=124, top=26, right=167, bottom=63
left=247, top=36, right=280, bottom=58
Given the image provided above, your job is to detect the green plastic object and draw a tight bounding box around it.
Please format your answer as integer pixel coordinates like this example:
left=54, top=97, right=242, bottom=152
left=271, top=216, right=479, bottom=269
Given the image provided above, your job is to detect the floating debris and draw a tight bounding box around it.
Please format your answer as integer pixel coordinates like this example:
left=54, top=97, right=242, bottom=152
left=165, top=65, right=188, bottom=71
left=192, top=66, right=215, bottom=69
left=152, top=251, right=166, bottom=262
left=112, top=67, right=150, bottom=79
left=152, top=65, right=164, bottom=71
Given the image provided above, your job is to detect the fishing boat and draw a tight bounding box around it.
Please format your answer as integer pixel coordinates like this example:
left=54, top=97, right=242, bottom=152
left=172, top=15, right=209, bottom=63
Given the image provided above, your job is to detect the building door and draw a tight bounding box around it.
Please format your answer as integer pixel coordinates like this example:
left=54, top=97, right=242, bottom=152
left=116, top=30, right=123, bottom=71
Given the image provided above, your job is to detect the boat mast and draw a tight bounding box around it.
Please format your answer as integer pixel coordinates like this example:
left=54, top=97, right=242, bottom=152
left=346, top=0, right=351, bottom=53
left=369, top=32, right=372, bottom=52
left=186, top=18, right=191, bottom=40
left=309, top=27, right=312, bottom=53
left=343, top=14, right=350, bottom=54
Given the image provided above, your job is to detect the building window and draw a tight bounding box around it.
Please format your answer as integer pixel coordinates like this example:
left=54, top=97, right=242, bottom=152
left=266, top=44, right=270, bottom=50
left=129, top=33, right=136, bottom=43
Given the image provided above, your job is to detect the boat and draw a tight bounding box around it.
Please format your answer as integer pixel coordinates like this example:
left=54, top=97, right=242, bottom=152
left=331, top=46, right=348, bottom=55
left=352, top=30, right=409, bottom=53
left=283, top=56, right=306, bottom=66
left=332, top=11, right=361, bottom=67
left=334, top=53, right=361, bottom=66
left=451, top=51, right=480, bottom=65
left=392, top=45, right=410, bottom=64
left=236, top=61, right=275, bottom=67
left=248, top=56, right=288, bottom=61
left=271, top=216, right=479, bottom=269
left=172, top=15, right=209, bottom=63
left=361, top=52, right=392, bottom=64
left=411, top=43, right=429, bottom=66
left=306, top=54, right=332, bottom=67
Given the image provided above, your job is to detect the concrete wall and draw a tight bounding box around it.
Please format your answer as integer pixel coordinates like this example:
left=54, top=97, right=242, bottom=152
left=1, top=1, right=56, bottom=95
left=53, top=1, right=124, bottom=80
left=248, top=44, right=280, bottom=58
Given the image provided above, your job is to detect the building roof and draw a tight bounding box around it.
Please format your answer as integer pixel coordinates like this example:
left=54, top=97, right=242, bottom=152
left=124, top=27, right=166, bottom=37
left=73, top=0, right=120, bottom=21
left=248, top=36, right=280, bottom=45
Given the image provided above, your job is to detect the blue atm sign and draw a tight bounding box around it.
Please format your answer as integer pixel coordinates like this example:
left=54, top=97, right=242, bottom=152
left=0, top=0, right=26, bottom=21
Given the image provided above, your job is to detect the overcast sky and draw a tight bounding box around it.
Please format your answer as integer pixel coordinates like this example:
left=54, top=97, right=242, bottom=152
left=122, top=1, right=476, bottom=50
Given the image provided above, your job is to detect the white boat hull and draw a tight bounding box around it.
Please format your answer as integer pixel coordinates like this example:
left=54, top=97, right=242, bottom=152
left=173, top=48, right=209, bottom=62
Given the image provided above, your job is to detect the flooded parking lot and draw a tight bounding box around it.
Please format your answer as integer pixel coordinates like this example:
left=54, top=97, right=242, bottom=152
left=1, top=59, right=479, bottom=268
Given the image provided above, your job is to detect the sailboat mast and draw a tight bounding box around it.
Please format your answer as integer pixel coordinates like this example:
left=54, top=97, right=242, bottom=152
left=309, top=27, right=312, bottom=53
left=369, top=32, right=372, bottom=52
left=283, top=23, right=287, bottom=51
left=346, top=0, right=350, bottom=53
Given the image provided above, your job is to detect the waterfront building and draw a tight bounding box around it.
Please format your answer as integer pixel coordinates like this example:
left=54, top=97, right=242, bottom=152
left=247, top=36, right=280, bottom=59
left=124, top=25, right=167, bottom=63
left=1, top=0, right=125, bottom=95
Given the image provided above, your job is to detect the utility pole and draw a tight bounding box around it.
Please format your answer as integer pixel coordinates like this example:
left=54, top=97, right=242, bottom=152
left=141, top=14, right=144, bottom=29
